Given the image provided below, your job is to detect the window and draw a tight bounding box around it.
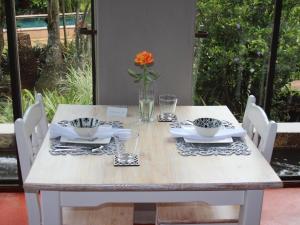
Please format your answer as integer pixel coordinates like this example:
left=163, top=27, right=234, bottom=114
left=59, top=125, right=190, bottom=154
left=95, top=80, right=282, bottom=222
left=0, top=0, right=19, bottom=185
left=0, top=0, right=95, bottom=187
left=193, top=0, right=275, bottom=119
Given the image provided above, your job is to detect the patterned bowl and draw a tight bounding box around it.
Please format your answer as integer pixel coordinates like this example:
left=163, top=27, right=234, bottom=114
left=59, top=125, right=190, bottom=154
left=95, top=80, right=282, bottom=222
left=70, top=117, right=101, bottom=137
left=193, top=118, right=222, bottom=137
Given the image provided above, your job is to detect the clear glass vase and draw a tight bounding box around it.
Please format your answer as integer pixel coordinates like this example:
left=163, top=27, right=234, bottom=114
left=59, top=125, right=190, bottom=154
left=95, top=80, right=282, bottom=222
left=139, top=82, right=155, bottom=122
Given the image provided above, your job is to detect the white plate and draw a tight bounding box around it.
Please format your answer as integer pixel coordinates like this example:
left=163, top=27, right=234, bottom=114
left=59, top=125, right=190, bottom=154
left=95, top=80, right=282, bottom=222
left=60, top=136, right=111, bottom=144
left=184, top=137, right=233, bottom=144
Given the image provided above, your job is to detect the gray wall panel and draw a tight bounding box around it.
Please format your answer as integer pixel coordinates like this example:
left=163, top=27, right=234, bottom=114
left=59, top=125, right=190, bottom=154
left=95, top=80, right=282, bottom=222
left=96, top=0, right=196, bottom=105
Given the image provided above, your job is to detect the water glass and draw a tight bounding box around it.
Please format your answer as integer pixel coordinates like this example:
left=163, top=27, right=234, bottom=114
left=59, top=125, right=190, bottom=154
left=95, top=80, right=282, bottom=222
left=159, top=94, right=178, bottom=115
left=114, top=131, right=140, bottom=164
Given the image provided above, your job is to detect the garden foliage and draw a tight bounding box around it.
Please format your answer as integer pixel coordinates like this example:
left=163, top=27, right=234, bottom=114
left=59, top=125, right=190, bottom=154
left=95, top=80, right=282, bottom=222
left=0, top=63, right=92, bottom=123
left=194, top=0, right=300, bottom=121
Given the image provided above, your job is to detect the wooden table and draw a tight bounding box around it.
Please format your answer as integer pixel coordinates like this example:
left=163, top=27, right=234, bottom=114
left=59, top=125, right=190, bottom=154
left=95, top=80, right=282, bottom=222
left=24, top=105, right=282, bottom=225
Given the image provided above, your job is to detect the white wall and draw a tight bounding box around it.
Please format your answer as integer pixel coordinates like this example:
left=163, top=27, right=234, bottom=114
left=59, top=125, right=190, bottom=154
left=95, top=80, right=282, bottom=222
left=96, top=0, right=196, bottom=105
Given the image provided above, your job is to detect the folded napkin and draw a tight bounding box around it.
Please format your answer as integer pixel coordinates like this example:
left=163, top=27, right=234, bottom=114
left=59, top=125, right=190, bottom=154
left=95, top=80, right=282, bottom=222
left=49, top=123, right=131, bottom=140
left=170, top=126, right=246, bottom=141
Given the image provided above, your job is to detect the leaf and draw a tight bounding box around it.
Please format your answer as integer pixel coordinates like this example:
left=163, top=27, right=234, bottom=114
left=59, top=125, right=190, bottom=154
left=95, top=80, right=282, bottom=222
left=149, top=70, right=158, bottom=75
left=149, top=70, right=159, bottom=79
left=133, top=76, right=143, bottom=83
left=146, top=76, right=153, bottom=81
left=151, top=73, right=159, bottom=79
left=128, top=69, right=138, bottom=78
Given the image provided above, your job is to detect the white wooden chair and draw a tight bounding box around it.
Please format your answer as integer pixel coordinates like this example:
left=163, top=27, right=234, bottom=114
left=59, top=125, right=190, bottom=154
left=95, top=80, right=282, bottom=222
left=15, top=94, right=134, bottom=225
left=15, top=94, right=48, bottom=225
left=242, top=95, right=277, bottom=162
left=155, top=95, right=277, bottom=225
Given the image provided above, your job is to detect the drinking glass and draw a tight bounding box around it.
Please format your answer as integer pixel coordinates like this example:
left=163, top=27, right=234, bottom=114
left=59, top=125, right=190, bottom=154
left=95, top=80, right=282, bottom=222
left=114, top=131, right=140, bottom=164
left=159, top=94, right=178, bottom=116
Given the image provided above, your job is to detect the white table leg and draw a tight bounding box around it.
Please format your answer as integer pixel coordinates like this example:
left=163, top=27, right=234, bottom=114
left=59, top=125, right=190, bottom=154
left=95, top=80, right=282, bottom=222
left=239, top=190, right=264, bottom=225
left=25, top=193, right=41, bottom=225
left=41, top=191, right=62, bottom=225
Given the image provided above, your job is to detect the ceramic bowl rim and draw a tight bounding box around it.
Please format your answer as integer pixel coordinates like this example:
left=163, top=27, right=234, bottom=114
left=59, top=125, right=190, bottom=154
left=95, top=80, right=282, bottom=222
left=69, top=117, right=101, bottom=128
left=193, top=117, right=222, bottom=128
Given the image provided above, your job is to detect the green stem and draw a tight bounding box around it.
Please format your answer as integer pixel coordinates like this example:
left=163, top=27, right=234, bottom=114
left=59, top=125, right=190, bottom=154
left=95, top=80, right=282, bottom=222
left=143, top=65, right=148, bottom=99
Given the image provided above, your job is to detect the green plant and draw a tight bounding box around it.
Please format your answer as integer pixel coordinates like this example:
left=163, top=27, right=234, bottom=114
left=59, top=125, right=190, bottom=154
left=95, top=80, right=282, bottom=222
left=31, top=0, right=47, bottom=10
left=193, top=0, right=300, bottom=122
left=15, top=0, right=48, bottom=14
left=41, top=63, right=92, bottom=120
left=0, top=89, right=35, bottom=123
left=59, top=63, right=93, bottom=104
left=41, top=89, right=75, bottom=120
left=0, top=63, right=92, bottom=123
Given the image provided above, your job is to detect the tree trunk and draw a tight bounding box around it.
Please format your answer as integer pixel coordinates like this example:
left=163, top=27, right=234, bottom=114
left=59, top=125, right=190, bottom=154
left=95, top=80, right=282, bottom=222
left=60, top=0, right=67, bottom=47
left=36, top=0, right=62, bottom=90
left=0, top=0, right=5, bottom=70
left=259, top=62, right=267, bottom=106
left=75, top=0, right=80, bottom=64
left=79, top=1, right=91, bottom=63
left=81, top=1, right=90, bottom=25
left=46, top=0, right=62, bottom=66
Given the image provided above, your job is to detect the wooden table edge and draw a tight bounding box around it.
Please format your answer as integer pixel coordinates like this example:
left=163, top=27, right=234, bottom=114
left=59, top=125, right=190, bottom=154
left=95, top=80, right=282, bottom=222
left=23, top=181, right=283, bottom=193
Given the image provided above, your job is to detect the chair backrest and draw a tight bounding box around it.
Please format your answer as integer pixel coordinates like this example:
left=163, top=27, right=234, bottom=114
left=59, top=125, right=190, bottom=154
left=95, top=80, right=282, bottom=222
left=242, top=95, right=277, bottom=162
left=15, top=93, right=48, bottom=181
left=35, top=93, right=48, bottom=135
left=242, top=95, right=256, bottom=127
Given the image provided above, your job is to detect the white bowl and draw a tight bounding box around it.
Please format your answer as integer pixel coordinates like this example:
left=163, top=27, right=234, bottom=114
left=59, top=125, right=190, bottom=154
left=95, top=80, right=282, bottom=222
left=193, top=118, right=222, bottom=137
left=70, top=117, right=100, bottom=137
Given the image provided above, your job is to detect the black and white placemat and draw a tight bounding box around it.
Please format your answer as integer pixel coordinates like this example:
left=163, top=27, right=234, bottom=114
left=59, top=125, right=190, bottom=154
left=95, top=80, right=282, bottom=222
left=170, top=121, right=251, bottom=156
left=49, top=121, right=123, bottom=156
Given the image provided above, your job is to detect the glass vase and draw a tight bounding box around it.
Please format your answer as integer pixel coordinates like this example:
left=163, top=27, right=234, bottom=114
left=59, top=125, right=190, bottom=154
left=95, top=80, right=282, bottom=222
left=139, top=82, right=155, bottom=122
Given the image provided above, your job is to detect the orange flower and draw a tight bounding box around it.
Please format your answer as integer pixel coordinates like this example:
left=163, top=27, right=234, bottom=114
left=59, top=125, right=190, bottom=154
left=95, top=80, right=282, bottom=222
left=134, top=51, right=154, bottom=66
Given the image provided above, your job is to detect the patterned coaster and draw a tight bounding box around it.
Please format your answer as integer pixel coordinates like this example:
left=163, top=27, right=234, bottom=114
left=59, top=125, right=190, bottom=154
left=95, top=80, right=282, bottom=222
left=158, top=113, right=178, bottom=122
left=114, top=154, right=140, bottom=166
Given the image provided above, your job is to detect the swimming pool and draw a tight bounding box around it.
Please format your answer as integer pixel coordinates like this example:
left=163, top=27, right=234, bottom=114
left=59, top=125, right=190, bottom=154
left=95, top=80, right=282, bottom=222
left=16, top=15, right=77, bottom=29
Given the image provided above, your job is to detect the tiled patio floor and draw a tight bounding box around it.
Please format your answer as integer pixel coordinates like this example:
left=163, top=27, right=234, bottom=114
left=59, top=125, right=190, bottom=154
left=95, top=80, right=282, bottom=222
left=260, top=188, right=300, bottom=225
left=0, top=188, right=300, bottom=225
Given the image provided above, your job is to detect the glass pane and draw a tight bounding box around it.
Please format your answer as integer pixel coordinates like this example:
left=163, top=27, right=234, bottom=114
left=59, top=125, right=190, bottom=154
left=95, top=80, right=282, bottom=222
left=271, top=1, right=300, bottom=122
left=16, top=0, right=93, bottom=122
left=0, top=1, right=19, bottom=184
left=193, top=0, right=274, bottom=121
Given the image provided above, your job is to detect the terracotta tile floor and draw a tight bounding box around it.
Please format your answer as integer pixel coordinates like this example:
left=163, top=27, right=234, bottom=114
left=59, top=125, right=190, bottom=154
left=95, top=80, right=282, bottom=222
left=0, top=188, right=300, bottom=225
left=260, top=188, right=300, bottom=225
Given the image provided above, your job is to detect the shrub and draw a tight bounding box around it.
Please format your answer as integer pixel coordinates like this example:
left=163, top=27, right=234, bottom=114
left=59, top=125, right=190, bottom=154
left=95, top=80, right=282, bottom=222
left=0, top=63, right=92, bottom=123
left=59, top=64, right=93, bottom=105
left=0, top=89, right=35, bottom=123
left=194, top=0, right=300, bottom=121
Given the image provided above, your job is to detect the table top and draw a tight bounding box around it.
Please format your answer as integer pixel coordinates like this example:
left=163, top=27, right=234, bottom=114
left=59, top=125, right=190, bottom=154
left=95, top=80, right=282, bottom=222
left=24, top=105, right=282, bottom=192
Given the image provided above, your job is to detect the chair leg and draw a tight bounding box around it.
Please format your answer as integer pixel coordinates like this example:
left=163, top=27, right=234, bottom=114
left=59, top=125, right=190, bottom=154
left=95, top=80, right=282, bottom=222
left=155, top=204, right=160, bottom=225
left=25, top=193, right=41, bottom=225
